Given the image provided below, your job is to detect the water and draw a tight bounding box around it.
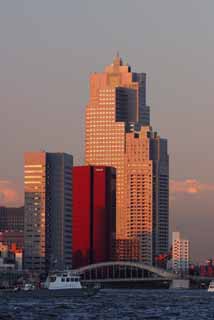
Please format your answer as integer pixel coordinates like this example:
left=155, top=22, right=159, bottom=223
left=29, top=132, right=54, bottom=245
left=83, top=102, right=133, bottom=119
left=0, top=289, right=214, bottom=320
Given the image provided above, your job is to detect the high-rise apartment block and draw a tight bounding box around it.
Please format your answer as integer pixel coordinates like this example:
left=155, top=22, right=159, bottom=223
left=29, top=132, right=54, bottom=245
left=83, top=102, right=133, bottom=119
left=125, top=127, right=168, bottom=265
left=85, top=55, right=169, bottom=265
left=24, top=152, right=73, bottom=273
left=172, top=232, right=189, bottom=274
left=72, top=166, right=116, bottom=268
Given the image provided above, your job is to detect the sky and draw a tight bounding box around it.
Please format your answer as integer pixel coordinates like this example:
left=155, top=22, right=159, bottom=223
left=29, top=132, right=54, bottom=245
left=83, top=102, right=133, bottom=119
left=0, top=0, right=214, bottom=263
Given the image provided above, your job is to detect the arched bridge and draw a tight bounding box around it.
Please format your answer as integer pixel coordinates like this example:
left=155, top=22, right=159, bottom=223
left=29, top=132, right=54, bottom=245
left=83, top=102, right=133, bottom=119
left=73, top=261, right=175, bottom=283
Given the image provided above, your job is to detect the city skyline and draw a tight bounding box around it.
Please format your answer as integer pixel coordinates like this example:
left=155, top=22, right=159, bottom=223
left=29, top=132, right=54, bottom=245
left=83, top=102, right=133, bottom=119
left=1, top=1, right=214, bottom=262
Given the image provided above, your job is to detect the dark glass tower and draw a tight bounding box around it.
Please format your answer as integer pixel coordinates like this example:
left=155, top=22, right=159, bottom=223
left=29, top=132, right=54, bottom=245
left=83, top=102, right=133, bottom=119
left=24, top=152, right=73, bottom=273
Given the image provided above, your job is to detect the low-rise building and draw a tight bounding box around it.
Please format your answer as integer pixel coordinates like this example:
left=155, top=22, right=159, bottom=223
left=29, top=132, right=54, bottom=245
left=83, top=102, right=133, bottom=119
left=0, top=207, right=24, bottom=250
left=0, top=242, right=22, bottom=271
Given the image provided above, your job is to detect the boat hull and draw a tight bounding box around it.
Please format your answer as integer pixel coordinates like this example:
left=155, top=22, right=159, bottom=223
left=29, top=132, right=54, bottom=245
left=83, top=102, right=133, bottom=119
left=0, top=288, right=99, bottom=299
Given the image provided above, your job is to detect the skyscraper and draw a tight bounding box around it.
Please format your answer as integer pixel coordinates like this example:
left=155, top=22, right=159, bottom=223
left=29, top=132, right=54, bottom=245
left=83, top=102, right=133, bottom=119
left=85, top=55, right=169, bottom=265
left=24, top=152, right=73, bottom=273
left=86, top=54, right=149, bottom=238
left=72, top=166, right=116, bottom=268
left=125, top=127, right=169, bottom=265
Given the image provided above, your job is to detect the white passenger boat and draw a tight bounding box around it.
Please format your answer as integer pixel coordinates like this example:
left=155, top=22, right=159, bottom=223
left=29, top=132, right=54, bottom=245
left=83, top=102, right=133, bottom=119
left=0, top=271, right=99, bottom=298
left=44, top=271, right=82, bottom=290
left=208, top=280, right=214, bottom=292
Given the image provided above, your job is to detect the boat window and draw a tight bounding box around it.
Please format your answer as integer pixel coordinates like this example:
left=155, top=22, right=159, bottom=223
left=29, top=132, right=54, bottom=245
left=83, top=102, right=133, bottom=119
left=61, top=278, right=65, bottom=282
left=66, top=278, right=70, bottom=282
left=50, top=276, right=56, bottom=282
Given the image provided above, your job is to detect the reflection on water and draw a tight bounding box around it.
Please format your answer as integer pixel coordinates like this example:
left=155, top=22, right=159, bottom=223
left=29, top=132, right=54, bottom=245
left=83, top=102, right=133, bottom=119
left=0, top=289, right=214, bottom=319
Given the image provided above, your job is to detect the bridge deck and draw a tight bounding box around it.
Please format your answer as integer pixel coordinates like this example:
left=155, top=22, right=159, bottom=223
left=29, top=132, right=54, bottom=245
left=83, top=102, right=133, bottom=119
left=82, top=277, right=171, bottom=283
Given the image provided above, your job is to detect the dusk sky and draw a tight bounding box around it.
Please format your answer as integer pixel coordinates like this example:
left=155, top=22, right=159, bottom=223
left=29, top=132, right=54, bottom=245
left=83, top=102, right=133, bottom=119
left=0, top=1, right=214, bottom=262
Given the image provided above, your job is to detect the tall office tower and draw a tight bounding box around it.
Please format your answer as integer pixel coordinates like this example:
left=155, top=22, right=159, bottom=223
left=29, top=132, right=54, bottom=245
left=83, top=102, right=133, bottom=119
left=85, top=55, right=169, bottom=264
left=24, top=152, right=73, bottom=273
left=72, top=166, right=116, bottom=268
left=85, top=54, right=150, bottom=239
left=125, top=127, right=169, bottom=265
left=172, top=232, right=189, bottom=275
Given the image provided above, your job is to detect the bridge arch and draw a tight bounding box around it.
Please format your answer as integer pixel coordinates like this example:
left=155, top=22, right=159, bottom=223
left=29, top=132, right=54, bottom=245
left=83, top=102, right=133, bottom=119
left=74, top=261, right=175, bottom=281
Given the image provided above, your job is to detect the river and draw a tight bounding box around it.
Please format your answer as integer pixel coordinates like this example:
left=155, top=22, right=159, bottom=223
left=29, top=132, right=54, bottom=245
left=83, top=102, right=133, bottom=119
left=0, top=289, right=213, bottom=319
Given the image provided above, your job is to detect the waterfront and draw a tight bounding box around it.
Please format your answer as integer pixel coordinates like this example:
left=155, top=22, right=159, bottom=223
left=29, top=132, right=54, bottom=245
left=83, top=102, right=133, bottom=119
left=0, top=289, right=214, bottom=320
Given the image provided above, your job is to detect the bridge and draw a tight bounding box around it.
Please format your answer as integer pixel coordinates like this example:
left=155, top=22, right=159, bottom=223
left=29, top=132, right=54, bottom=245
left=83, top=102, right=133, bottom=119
left=73, top=261, right=176, bottom=287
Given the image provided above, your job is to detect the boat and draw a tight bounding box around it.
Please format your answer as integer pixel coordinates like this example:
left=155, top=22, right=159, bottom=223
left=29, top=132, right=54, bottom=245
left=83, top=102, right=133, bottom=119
left=208, top=280, right=214, bottom=292
left=0, top=271, right=99, bottom=298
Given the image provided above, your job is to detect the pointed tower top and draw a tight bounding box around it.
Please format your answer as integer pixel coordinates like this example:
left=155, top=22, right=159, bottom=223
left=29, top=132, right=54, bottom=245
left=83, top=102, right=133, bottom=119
left=113, top=52, right=123, bottom=66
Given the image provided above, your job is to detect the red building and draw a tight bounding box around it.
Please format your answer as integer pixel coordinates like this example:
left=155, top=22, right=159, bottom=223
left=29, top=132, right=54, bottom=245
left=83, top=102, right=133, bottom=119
left=72, top=166, right=116, bottom=268
left=199, top=259, right=214, bottom=277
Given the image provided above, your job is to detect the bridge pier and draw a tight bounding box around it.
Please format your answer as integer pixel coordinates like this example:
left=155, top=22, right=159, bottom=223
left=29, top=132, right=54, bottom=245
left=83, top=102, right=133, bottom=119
left=170, top=279, right=190, bottom=289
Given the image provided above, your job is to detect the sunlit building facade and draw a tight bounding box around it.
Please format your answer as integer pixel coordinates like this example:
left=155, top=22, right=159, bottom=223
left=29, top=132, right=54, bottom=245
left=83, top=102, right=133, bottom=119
left=85, top=54, right=150, bottom=239
left=24, top=152, right=73, bottom=273
left=125, top=127, right=169, bottom=265
left=85, top=55, right=169, bottom=265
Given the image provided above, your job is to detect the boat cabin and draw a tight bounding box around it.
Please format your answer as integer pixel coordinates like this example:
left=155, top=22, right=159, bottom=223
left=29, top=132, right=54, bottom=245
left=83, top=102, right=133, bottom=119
left=44, top=271, right=82, bottom=290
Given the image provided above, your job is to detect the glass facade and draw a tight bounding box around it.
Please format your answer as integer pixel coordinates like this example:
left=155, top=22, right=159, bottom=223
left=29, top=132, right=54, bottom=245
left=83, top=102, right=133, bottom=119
left=24, top=152, right=73, bottom=273
left=72, top=166, right=116, bottom=269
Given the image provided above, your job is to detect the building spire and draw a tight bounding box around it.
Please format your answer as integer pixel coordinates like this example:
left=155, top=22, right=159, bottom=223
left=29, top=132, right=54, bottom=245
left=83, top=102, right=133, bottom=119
left=113, top=52, right=123, bottom=66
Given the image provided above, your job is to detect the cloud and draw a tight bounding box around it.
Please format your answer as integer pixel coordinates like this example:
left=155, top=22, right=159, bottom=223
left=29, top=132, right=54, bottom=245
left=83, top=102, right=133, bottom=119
left=0, top=180, right=23, bottom=207
left=0, top=177, right=213, bottom=207
left=170, top=179, right=214, bottom=195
